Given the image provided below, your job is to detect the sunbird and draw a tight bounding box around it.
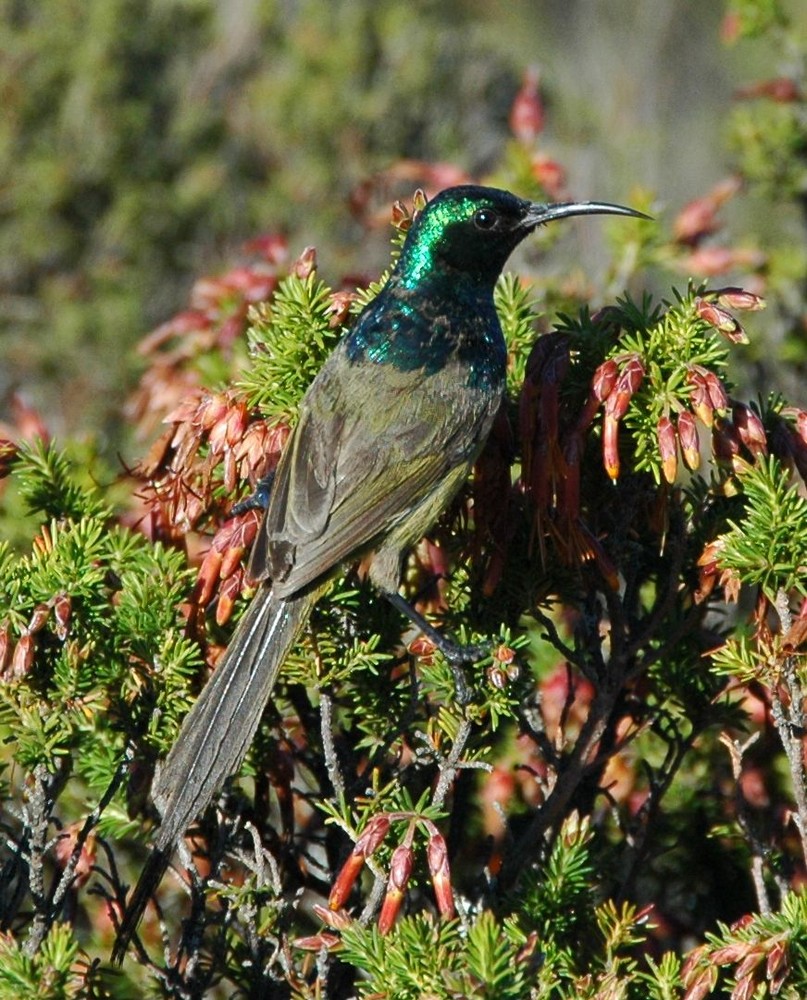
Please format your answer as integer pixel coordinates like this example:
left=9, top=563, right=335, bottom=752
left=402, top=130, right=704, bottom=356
left=113, top=185, right=645, bottom=960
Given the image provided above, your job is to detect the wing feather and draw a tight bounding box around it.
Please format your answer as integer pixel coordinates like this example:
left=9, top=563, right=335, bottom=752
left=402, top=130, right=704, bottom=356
left=250, top=346, right=495, bottom=595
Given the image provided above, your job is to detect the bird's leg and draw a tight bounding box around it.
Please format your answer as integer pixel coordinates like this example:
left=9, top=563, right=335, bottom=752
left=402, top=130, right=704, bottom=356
left=229, top=470, right=276, bottom=517
left=384, top=591, right=490, bottom=704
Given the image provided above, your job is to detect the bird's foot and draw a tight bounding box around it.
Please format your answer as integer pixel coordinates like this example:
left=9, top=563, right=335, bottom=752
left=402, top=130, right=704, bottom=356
left=385, top=591, right=490, bottom=705
left=229, top=471, right=275, bottom=517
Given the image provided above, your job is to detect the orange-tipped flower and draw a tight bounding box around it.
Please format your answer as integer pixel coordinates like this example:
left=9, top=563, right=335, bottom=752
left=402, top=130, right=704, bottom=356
left=677, top=411, right=701, bottom=470
left=603, top=411, right=620, bottom=481
left=657, top=416, right=678, bottom=484
left=377, top=843, right=414, bottom=935
left=426, top=832, right=455, bottom=919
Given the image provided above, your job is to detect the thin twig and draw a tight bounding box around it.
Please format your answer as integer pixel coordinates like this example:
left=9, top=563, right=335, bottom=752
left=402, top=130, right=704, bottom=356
left=320, top=690, right=345, bottom=801
left=720, top=730, right=772, bottom=915
left=433, top=718, right=474, bottom=808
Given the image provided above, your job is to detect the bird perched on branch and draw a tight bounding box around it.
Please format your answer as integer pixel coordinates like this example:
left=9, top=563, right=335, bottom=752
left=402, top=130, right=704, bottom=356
left=113, top=184, right=645, bottom=962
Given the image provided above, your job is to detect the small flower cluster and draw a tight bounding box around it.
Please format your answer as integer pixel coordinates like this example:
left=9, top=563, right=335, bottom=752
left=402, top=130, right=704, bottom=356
left=296, top=813, right=454, bottom=950
left=682, top=914, right=789, bottom=1000
left=127, top=233, right=289, bottom=439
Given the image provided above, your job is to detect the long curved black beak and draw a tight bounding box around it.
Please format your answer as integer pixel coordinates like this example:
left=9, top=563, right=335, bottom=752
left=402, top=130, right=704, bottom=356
left=523, top=201, right=651, bottom=229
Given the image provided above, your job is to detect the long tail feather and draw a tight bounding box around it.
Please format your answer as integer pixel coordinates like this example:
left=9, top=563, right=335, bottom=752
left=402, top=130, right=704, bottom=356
left=112, top=584, right=317, bottom=963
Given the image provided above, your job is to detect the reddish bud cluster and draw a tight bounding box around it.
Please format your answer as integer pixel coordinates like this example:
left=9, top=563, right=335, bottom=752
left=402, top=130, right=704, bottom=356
left=137, top=390, right=288, bottom=543
left=328, top=814, right=455, bottom=936
left=127, top=238, right=289, bottom=439
left=195, top=512, right=262, bottom=624
left=681, top=926, right=790, bottom=1000
left=686, top=366, right=729, bottom=429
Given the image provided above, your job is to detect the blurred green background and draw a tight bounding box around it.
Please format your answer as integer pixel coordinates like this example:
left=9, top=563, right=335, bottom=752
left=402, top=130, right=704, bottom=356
left=1, top=0, right=803, bottom=453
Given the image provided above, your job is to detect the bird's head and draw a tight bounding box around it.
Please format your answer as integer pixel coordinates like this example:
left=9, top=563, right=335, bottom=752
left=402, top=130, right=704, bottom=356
left=396, top=185, right=647, bottom=289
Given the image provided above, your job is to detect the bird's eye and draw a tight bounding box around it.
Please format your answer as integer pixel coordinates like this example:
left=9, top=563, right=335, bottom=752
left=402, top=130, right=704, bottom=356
left=473, top=208, right=498, bottom=231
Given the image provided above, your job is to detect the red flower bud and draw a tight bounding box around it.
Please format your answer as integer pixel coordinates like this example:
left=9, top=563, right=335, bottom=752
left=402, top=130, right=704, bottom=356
left=694, top=296, right=748, bottom=344
left=509, top=68, right=544, bottom=144
left=426, top=832, right=455, bottom=919
left=378, top=844, right=414, bottom=935
left=736, top=77, right=802, bottom=102
left=605, top=356, right=644, bottom=420
left=54, top=824, right=96, bottom=889
left=293, top=932, right=342, bottom=951
left=677, top=411, right=701, bottom=470
left=705, top=372, right=729, bottom=412
left=530, top=155, right=566, bottom=200
left=52, top=593, right=72, bottom=640
left=732, top=402, right=767, bottom=457
left=0, top=622, right=10, bottom=676
left=27, top=603, right=51, bottom=634
left=354, top=815, right=392, bottom=858
left=712, top=419, right=742, bottom=469
left=686, top=368, right=714, bottom=427
left=329, top=854, right=365, bottom=912
left=292, top=246, right=317, bottom=279
left=713, top=286, right=765, bottom=311
left=673, top=176, right=740, bottom=245
left=11, top=632, right=35, bottom=679
left=592, top=358, right=619, bottom=403
left=329, top=816, right=391, bottom=911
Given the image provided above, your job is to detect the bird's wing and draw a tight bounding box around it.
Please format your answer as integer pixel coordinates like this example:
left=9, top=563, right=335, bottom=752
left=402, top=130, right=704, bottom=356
left=249, top=352, right=490, bottom=595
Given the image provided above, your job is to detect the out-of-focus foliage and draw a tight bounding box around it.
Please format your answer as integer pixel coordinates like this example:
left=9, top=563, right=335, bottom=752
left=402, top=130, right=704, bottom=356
left=0, top=0, right=519, bottom=445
